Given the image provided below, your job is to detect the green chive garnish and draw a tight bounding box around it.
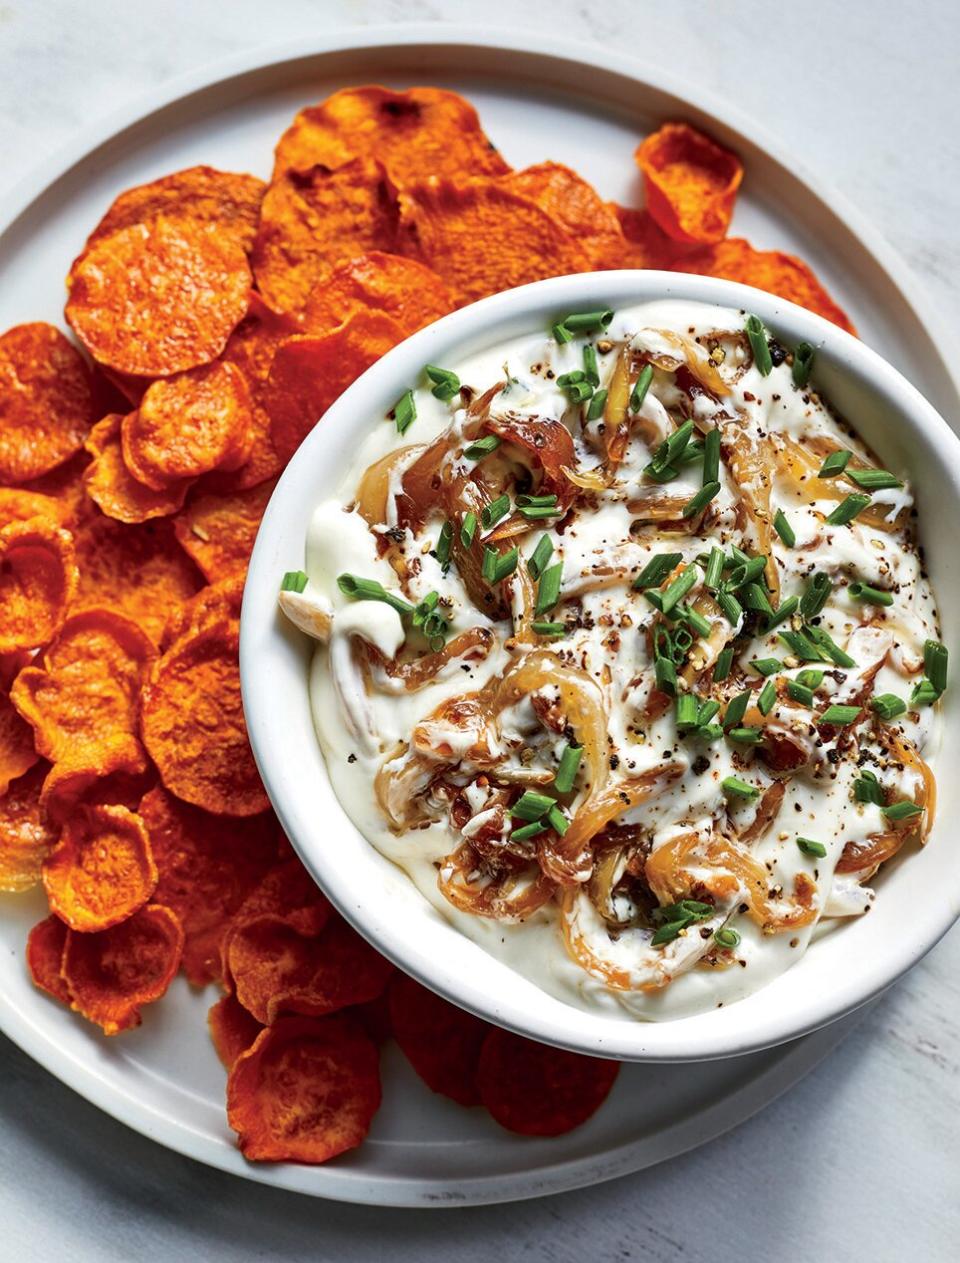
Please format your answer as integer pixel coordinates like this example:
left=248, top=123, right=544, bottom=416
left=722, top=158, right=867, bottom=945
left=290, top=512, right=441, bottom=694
left=481, top=494, right=511, bottom=529
left=630, top=363, right=654, bottom=412
left=682, top=481, right=721, bottom=519
left=702, top=427, right=721, bottom=486
left=751, top=658, right=782, bottom=676
left=818, top=704, right=861, bottom=726
left=655, top=655, right=678, bottom=697
left=583, top=343, right=600, bottom=386
left=800, top=572, right=832, bottom=619
left=786, top=681, right=814, bottom=706
left=778, top=628, right=827, bottom=663
left=849, top=581, right=893, bottom=607
left=727, top=726, right=762, bottom=744
left=393, top=389, right=416, bottom=435
left=483, top=546, right=519, bottom=585
left=547, top=804, right=570, bottom=835
left=818, top=449, right=851, bottom=478
left=464, top=434, right=501, bottom=461
left=556, top=309, right=614, bottom=338
left=726, top=555, right=767, bottom=590
left=911, top=678, right=939, bottom=706
left=425, top=365, right=461, bottom=401
left=434, top=521, right=453, bottom=570
left=553, top=744, right=583, bottom=794
left=675, top=692, right=700, bottom=731
left=697, top=698, right=720, bottom=727
left=773, top=509, right=796, bottom=547
left=757, top=679, right=777, bottom=715
left=846, top=468, right=902, bottom=491
left=722, top=776, right=759, bottom=799
left=713, top=646, right=734, bottom=681
left=516, top=494, right=558, bottom=508
left=742, top=583, right=774, bottom=617
left=724, top=690, right=751, bottom=729
left=882, top=800, right=922, bottom=822
left=633, top=552, right=684, bottom=591
left=804, top=624, right=856, bottom=667
left=535, top=562, right=563, bottom=615
left=519, top=505, right=562, bottom=521
left=532, top=621, right=566, bottom=638
left=854, top=770, right=884, bottom=805
left=763, top=596, right=800, bottom=633
left=280, top=570, right=308, bottom=593
left=337, top=574, right=413, bottom=615
left=715, top=587, right=743, bottom=625
left=870, top=693, right=906, bottom=720
left=704, top=547, right=725, bottom=590
left=585, top=388, right=608, bottom=421
left=675, top=602, right=711, bottom=638
left=646, top=419, right=695, bottom=481
left=797, top=838, right=827, bottom=858
left=460, top=511, right=478, bottom=547
left=797, top=668, right=824, bottom=689
left=510, top=820, right=546, bottom=842
left=661, top=564, right=699, bottom=615
left=511, top=790, right=556, bottom=821
left=924, top=639, right=948, bottom=695
left=826, top=494, right=872, bottom=526
left=714, top=927, right=741, bottom=949
left=792, top=342, right=815, bottom=388
left=745, top=315, right=773, bottom=376
left=527, top=535, right=553, bottom=580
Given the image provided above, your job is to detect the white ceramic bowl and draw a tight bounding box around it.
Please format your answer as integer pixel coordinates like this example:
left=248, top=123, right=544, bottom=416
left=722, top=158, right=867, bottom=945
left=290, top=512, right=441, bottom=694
left=241, top=271, right=960, bottom=1062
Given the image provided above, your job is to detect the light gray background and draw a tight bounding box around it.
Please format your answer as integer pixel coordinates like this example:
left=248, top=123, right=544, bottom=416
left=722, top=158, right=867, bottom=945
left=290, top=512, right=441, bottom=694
left=2, top=2, right=958, bottom=1259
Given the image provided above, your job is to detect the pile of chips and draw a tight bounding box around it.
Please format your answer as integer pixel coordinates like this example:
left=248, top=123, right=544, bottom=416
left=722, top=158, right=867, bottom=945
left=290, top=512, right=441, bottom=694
left=0, top=85, right=854, bottom=1164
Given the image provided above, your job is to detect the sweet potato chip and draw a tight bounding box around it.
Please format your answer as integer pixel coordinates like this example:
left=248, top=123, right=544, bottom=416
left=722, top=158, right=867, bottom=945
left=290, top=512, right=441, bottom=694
left=273, top=85, right=510, bottom=187
left=11, top=608, right=155, bottom=778
left=142, top=786, right=279, bottom=984
left=635, top=122, right=743, bottom=246
left=71, top=513, right=201, bottom=645
left=27, top=914, right=70, bottom=1004
left=0, top=517, right=79, bottom=653
left=226, top=1013, right=381, bottom=1163
left=477, top=1027, right=620, bottom=1136
left=0, top=488, right=72, bottom=531
left=140, top=618, right=268, bottom=816
left=61, top=902, right=183, bottom=1035
left=228, top=913, right=394, bottom=1025
left=503, top=163, right=627, bottom=270
left=83, top=414, right=190, bottom=523
left=172, top=479, right=274, bottom=583
left=0, top=322, right=95, bottom=483
left=397, top=178, right=589, bottom=305
left=161, top=574, right=245, bottom=651
left=0, top=764, right=57, bottom=892
left=301, top=251, right=457, bottom=337
left=610, top=204, right=691, bottom=269
left=0, top=689, right=38, bottom=798
left=227, top=858, right=332, bottom=947
left=266, top=312, right=405, bottom=463
left=122, top=362, right=253, bottom=489
left=354, top=991, right=392, bottom=1046
left=673, top=238, right=857, bottom=334
left=65, top=217, right=252, bottom=378
left=40, top=750, right=156, bottom=825
left=251, top=158, right=398, bottom=314
left=19, top=453, right=90, bottom=527
left=87, top=165, right=265, bottom=255
left=388, top=973, right=488, bottom=1106
left=42, top=803, right=156, bottom=933
left=209, top=992, right=264, bottom=1069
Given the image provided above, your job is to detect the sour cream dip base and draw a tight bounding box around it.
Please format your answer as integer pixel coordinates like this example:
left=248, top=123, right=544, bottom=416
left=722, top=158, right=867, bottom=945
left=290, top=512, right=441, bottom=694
left=243, top=271, right=960, bottom=1062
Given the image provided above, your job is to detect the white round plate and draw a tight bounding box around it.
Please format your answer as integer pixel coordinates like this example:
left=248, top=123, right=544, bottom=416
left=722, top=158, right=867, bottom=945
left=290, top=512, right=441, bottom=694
left=0, top=26, right=951, bottom=1208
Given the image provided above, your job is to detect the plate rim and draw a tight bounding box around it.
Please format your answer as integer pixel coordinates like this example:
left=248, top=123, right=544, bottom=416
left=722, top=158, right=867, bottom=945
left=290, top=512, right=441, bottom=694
left=0, top=22, right=945, bottom=1206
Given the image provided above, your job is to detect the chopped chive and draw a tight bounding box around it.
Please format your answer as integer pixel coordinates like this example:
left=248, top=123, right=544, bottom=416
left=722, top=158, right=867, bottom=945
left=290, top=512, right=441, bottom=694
left=704, top=547, right=725, bottom=590
left=871, top=693, right=907, bottom=720
left=854, top=770, right=885, bottom=805
left=779, top=628, right=827, bottom=663
left=792, top=342, right=815, bottom=388
left=556, top=308, right=613, bottom=336
left=751, top=658, right=782, bottom=676
left=699, top=723, right=725, bottom=742
left=846, top=468, right=902, bottom=491
left=786, top=681, right=814, bottom=706
left=644, top=462, right=681, bottom=484
left=488, top=547, right=519, bottom=584
left=562, top=379, right=594, bottom=404
left=882, top=800, right=922, bottom=822
left=460, top=511, right=478, bottom=548
left=411, top=591, right=438, bottom=624
left=519, top=504, right=562, bottom=521
left=675, top=602, right=711, bottom=638
left=682, top=480, right=721, bottom=519
left=434, top=521, right=453, bottom=570
left=924, top=639, right=948, bottom=695
left=516, top=494, right=558, bottom=508
left=532, top=620, right=566, bottom=638
left=633, top=551, right=684, bottom=591
left=713, top=646, right=735, bottom=681
left=849, top=581, right=893, bottom=607
left=773, top=509, right=796, bottom=547
left=510, top=820, right=546, bottom=842
left=425, top=364, right=461, bottom=401
left=645, top=589, right=665, bottom=613
left=393, top=389, right=416, bottom=435
left=742, top=583, right=774, bottom=617
left=552, top=321, right=573, bottom=345
left=714, top=927, right=741, bottom=949
left=481, top=494, right=511, bottom=529
left=676, top=692, right=700, bottom=731
left=650, top=920, right=688, bottom=946
left=655, top=655, right=678, bottom=697
left=911, top=678, right=940, bottom=706
left=722, top=776, right=759, bottom=799
left=680, top=439, right=705, bottom=465
left=481, top=546, right=497, bottom=582
left=527, top=535, right=553, bottom=580
left=557, top=370, right=586, bottom=387
left=583, top=343, right=600, bottom=386
left=697, top=698, right=721, bottom=726
left=661, top=564, right=699, bottom=615
left=729, top=545, right=751, bottom=566
left=818, top=704, right=862, bottom=727
left=669, top=626, right=692, bottom=661
left=804, top=624, right=856, bottom=668
left=818, top=449, right=851, bottom=478
left=629, top=363, right=654, bottom=412
left=554, top=744, right=584, bottom=794
left=726, top=555, right=767, bottom=590
left=800, top=572, right=832, bottom=619
left=464, top=434, right=501, bottom=461
left=510, top=790, right=556, bottom=821
left=702, top=427, right=721, bottom=486
left=337, top=574, right=413, bottom=615
left=826, top=494, right=872, bottom=526
left=757, top=679, right=777, bottom=715
left=535, top=562, right=563, bottom=615
left=745, top=315, right=773, bottom=376
left=585, top=388, right=608, bottom=421
left=797, top=838, right=827, bottom=858
left=727, top=726, right=762, bottom=744
left=547, top=804, right=570, bottom=835
left=715, top=587, right=743, bottom=625
left=280, top=569, right=308, bottom=593
left=724, top=690, right=751, bottom=729
left=763, top=596, right=800, bottom=632
left=648, top=419, right=695, bottom=476
left=796, top=669, right=825, bottom=689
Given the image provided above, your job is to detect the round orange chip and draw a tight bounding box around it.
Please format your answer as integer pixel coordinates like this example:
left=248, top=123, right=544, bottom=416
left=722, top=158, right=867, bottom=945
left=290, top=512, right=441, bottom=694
left=87, top=165, right=265, bottom=256
left=610, top=204, right=692, bottom=269
left=172, top=479, right=275, bottom=583
left=65, top=216, right=252, bottom=378
left=0, top=487, right=73, bottom=531
left=122, top=362, right=254, bottom=489
left=635, top=122, right=743, bottom=246
left=61, top=902, right=183, bottom=1036
left=266, top=312, right=405, bottom=463
left=672, top=238, right=857, bottom=334
left=0, top=517, right=79, bottom=654
left=226, top=1013, right=381, bottom=1164
left=0, top=764, right=57, bottom=893
left=27, top=915, right=70, bottom=1005
left=161, top=574, right=245, bottom=651
left=301, top=251, right=457, bottom=337
left=0, top=678, right=39, bottom=797
left=397, top=178, right=589, bottom=305
left=18, top=452, right=91, bottom=528
left=11, top=607, right=155, bottom=775
left=140, top=618, right=268, bottom=817
left=273, top=85, right=510, bottom=187
left=502, top=163, right=628, bottom=270
left=71, top=513, right=202, bottom=645
left=228, top=859, right=332, bottom=947
left=39, top=745, right=156, bottom=825
left=0, top=322, right=95, bottom=483
left=42, top=803, right=157, bottom=933
left=83, top=413, right=190, bottom=524
left=251, top=158, right=399, bottom=313
left=209, top=992, right=264, bottom=1069
left=142, top=786, right=279, bottom=984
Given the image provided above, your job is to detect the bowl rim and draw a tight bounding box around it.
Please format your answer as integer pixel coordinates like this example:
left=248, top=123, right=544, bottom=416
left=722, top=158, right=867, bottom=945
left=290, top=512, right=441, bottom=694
left=241, top=270, right=960, bottom=1061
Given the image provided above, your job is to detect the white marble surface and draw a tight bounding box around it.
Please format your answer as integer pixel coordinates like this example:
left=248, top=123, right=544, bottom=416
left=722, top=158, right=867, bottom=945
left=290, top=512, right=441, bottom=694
left=1, top=1, right=958, bottom=1258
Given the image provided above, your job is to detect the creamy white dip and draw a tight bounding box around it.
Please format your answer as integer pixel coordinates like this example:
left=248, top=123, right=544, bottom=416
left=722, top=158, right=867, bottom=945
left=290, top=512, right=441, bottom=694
left=290, top=300, right=941, bottom=1021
